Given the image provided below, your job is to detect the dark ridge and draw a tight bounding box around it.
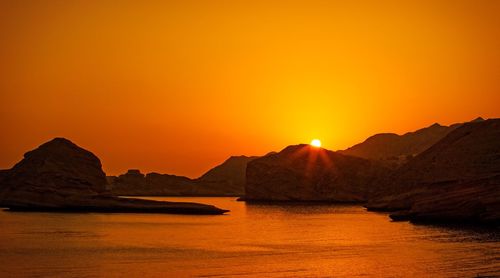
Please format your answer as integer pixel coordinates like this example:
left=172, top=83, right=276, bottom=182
left=339, top=118, right=485, bottom=168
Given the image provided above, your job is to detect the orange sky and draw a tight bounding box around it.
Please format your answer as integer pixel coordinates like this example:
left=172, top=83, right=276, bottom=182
left=1, top=1, right=499, bottom=177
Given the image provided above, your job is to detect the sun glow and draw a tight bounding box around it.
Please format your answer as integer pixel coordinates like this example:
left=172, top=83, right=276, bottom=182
left=310, top=139, right=321, bottom=147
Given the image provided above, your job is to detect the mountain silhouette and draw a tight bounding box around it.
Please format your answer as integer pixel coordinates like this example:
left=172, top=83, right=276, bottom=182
left=339, top=118, right=484, bottom=168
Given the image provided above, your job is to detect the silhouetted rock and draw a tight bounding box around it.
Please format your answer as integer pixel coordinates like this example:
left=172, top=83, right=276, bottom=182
left=339, top=118, right=484, bottom=168
left=110, top=156, right=257, bottom=196
left=0, top=138, right=109, bottom=202
left=366, top=119, right=500, bottom=224
left=0, top=138, right=228, bottom=214
left=244, top=144, right=388, bottom=202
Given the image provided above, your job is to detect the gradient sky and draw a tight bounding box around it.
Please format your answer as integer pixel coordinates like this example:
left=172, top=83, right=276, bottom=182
left=1, top=0, right=499, bottom=177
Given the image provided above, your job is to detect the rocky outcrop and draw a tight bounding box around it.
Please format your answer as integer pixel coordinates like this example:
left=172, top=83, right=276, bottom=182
left=244, top=144, right=388, bottom=202
left=339, top=118, right=484, bottom=168
left=0, top=138, right=228, bottom=214
left=0, top=138, right=109, bottom=204
left=110, top=156, right=257, bottom=196
left=366, top=119, right=500, bottom=224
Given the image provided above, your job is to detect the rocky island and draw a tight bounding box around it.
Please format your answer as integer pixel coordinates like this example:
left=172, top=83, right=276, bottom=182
left=0, top=138, right=228, bottom=215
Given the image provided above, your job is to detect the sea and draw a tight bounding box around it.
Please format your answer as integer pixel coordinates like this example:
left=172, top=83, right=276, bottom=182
left=0, top=197, right=498, bottom=277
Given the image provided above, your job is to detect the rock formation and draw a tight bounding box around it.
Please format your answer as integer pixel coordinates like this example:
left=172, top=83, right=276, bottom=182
left=0, top=138, right=228, bottom=214
left=244, top=144, right=388, bottom=202
left=109, top=156, right=257, bottom=196
left=366, top=119, right=500, bottom=224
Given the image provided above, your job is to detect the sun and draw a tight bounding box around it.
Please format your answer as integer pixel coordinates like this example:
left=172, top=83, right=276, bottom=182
left=310, top=139, right=321, bottom=147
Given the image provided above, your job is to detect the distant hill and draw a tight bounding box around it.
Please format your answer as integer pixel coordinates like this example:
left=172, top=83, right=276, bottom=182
left=109, top=155, right=257, bottom=196
left=339, top=117, right=484, bottom=167
left=366, top=118, right=500, bottom=224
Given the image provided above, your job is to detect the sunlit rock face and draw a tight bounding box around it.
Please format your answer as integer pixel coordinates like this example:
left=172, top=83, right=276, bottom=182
left=244, top=144, right=388, bottom=202
left=367, top=119, right=500, bottom=224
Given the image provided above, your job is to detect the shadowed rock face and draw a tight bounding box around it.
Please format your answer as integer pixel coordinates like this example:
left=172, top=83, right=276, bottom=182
left=366, top=119, right=500, bottom=224
left=110, top=156, right=257, bottom=196
left=0, top=138, right=228, bottom=215
left=244, top=144, right=388, bottom=202
left=339, top=118, right=484, bottom=168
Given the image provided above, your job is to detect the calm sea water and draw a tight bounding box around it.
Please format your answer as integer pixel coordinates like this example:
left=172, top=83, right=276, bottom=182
left=0, top=197, right=498, bottom=277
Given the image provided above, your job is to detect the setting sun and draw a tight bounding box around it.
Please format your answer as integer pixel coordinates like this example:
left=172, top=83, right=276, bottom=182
left=310, top=139, right=321, bottom=147
left=0, top=1, right=498, bottom=277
